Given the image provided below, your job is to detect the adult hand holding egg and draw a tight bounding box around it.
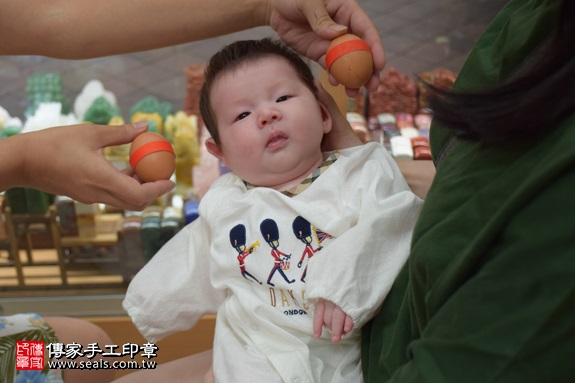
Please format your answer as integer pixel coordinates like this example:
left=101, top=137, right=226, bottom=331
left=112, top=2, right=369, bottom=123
left=1, top=121, right=175, bottom=211
left=268, top=0, right=385, bottom=97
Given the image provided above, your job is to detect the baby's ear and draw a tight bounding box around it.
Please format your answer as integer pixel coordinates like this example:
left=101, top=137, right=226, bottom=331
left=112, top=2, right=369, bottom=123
left=320, top=103, right=333, bottom=134
left=205, top=138, right=224, bottom=161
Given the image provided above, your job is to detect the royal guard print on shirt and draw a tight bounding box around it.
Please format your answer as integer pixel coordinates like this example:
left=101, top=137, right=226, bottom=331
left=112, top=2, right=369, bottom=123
left=260, top=218, right=296, bottom=287
left=227, top=215, right=334, bottom=317
left=229, top=224, right=262, bottom=284
left=292, top=216, right=323, bottom=282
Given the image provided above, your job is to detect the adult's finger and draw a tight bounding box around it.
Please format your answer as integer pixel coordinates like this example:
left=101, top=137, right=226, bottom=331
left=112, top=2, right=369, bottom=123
left=116, top=180, right=175, bottom=211
left=99, top=168, right=175, bottom=211
left=89, top=121, right=149, bottom=148
left=298, top=0, right=348, bottom=39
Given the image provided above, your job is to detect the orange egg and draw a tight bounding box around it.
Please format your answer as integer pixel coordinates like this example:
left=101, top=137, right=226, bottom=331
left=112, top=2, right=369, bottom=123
left=326, top=34, right=373, bottom=88
left=129, top=132, right=175, bottom=182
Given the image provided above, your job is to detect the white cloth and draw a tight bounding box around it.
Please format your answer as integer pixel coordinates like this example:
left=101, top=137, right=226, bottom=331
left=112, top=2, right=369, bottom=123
left=124, top=143, right=422, bottom=382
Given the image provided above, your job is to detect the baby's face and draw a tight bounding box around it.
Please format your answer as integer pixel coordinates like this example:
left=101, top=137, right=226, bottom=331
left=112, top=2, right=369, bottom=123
left=206, top=56, right=331, bottom=190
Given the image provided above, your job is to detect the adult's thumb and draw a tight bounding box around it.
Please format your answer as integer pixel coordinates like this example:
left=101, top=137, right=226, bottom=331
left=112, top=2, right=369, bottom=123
left=98, top=120, right=149, bottom=147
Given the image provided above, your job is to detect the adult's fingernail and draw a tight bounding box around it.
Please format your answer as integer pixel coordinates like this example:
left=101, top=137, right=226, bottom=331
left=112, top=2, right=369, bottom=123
left=132, top=120, right=148, bottom=130
left=329, top=24, right=348, bottom=33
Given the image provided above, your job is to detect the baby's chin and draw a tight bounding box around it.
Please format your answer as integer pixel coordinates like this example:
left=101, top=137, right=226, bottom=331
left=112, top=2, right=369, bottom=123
left=239, top=154, right=324, bottom=191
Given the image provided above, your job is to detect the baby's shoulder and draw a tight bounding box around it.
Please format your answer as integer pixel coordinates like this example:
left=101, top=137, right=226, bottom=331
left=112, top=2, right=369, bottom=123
left=199, top=173, right=245, bottom=213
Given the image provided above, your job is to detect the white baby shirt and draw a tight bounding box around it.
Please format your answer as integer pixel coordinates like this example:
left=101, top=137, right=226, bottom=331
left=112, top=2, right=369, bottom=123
left=123, top=142, right=423, bottom=382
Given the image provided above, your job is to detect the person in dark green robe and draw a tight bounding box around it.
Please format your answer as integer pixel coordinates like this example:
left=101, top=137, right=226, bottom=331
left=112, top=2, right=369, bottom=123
left=362, top=0, right=575, bottom=381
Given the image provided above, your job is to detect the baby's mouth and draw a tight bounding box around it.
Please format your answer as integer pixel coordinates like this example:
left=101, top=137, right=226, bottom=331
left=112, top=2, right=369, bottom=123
left=266, top=131, right=288, bottom=150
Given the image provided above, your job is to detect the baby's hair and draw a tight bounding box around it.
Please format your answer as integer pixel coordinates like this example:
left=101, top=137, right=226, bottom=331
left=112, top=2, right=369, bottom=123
left=200, top=38, right=317, bottom=146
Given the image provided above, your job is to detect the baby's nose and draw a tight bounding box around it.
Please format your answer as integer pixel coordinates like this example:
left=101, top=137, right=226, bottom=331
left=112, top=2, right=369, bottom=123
left=259, top=109, right=280, bottom=126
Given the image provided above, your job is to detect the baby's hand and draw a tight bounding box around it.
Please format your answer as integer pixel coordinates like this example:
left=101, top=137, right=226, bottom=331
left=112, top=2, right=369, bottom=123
left=313, top=299, right=354, bottom=342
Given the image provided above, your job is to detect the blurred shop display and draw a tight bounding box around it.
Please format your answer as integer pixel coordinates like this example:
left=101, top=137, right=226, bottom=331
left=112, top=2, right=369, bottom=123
left=0, top=65, right=454, bottom=290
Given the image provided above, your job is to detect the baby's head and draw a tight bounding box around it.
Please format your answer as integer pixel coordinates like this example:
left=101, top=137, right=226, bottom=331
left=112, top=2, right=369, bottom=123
left=201, top=39, right=319, bottom=145
left=200, top=39, right=332, bottom=190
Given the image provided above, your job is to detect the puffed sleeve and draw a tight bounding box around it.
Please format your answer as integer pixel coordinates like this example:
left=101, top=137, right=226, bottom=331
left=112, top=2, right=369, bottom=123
left=123, top=217, right=227, bottom=343
left=305, top=144, right=423, bottom=328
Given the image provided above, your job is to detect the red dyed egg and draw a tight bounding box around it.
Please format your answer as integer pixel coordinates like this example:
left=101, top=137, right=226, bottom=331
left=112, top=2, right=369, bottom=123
left=129, top=132, right=175, bottom=182
left=326, top=34, right=373, bottom=88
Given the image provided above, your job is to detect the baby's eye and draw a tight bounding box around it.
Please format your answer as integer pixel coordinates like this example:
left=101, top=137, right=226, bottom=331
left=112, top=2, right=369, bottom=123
left=236, top=112, right=250, bottom=121
left=276, top=95, right=290, bottom=102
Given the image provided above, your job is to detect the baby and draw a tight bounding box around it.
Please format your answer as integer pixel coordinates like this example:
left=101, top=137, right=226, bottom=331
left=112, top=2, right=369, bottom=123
left=124, top=38, right=422, bottom=382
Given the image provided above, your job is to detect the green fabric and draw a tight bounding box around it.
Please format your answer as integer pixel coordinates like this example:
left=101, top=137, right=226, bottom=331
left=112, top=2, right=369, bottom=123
left=430, top=0, right=561, bottom=158
left=361, top=1, right=575, bottom=382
